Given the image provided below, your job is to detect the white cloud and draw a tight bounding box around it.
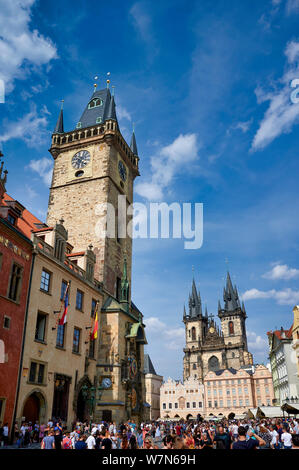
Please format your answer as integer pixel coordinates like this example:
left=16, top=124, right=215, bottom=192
left=286, top=0, right=299, bottom=14
left=242, top=287, right=299, bottom=305
left=247, top=331, right=269, bottom=363
left=145, top=316, right=185, bottom=350
left=129, top=2, right=158, bottom=61
left=262, top=263, right=299, bottom=280
left=27, top=157, right=53, bottom=186
left=135, top=133, right=199, bottom=200
left=0, top=106, right=49, bottom=147
left=117, top=105, right=131, bottom=122
left=251, top=40, right=299, bottom=150
left=0, top=0, right=57, bottom=91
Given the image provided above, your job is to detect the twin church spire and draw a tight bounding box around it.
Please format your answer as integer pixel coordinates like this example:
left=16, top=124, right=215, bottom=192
left=184, top=270, right=246, bottom=321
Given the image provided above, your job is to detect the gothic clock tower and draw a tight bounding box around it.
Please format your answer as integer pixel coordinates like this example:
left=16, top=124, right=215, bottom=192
left=47, top=83, right=147, bottom=423
left=47, top=85, right=139, bottom=296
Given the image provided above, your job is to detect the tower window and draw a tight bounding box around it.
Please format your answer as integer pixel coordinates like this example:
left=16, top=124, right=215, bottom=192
left=76, top=122, right=82, bottom=129
left=229, top=321, right=234, bottom=335
left=88, top=98, right=103, bottom=109
left=96, top=117, right=102, bottom=123
left=191, top=327, right=196, bottom=341
left=8, top=263, right=23, bottom=301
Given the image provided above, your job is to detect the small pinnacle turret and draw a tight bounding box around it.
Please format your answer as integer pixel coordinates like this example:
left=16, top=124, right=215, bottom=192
left=130, top=129, right=138, bottom=156
left=54, top=102, right=64, bottom=134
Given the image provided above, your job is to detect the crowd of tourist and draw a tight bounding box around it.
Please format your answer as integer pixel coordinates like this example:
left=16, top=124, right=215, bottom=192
left=2, top=417, right=299, bottom=449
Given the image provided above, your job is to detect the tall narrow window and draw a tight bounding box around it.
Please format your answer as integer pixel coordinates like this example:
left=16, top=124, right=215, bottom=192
left=8, top=263, right=23, bottom=301
left=191, top=327, right=196, bottom=341
left=228, top=321, right=234, bottom=335
left=76, top=290, right=83, bottom=310
left=40, top=269, right=51, bottom=292
left=35, top=313, right=47, bottom=342
left=73, top=328, right=81, bottom=353
left=56, top=324, right=65, bottom=348
left=29, top=362, right=37, bottom=382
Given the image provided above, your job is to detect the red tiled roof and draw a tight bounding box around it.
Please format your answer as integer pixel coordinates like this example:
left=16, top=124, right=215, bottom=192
left=32, top=227, right=53, bottom=233
left=66, top=252, right=85, bottom=257
left=1, top=193, right=45, bottom=239
left=268, top=324, right=293, bottom=340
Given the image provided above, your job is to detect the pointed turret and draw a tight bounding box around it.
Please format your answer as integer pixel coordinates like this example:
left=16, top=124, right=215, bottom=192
left=54, top=102, right=64, bottom=134
left=223, top=271, right=240, bottom=312
left=105, top=93, right=117, bottom=121
left=188, top=277, right=202, bottom=317
left=218, top=299, right=222, bottom=313
left=130, top=129, right=138, bottom=156
left=120, top=257, right=130, bottom=311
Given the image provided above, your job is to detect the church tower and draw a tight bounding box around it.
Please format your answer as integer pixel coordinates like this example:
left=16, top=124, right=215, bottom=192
left=218, top=272, right=252, bottom=369
left=47, top=85, right=139, bottom=296
left=47, top=83, right=147, bottom=423
left=183, top=279, right=208, bottom=382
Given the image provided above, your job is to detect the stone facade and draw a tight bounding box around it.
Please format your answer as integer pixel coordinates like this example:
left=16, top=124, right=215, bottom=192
left=15, top=224, right=102, bottom=429
left=45, top=87, right=146, bottom=424
left=204, top=364, right=275, bottom=419
left=144, top=355, right=163, bottom=420
left=183, top=273, right=253, bottom=382
left=160, top=377, right=204, bottom=420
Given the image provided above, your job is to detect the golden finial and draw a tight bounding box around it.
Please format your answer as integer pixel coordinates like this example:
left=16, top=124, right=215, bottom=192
left=94, top=75, right=99, bottom=92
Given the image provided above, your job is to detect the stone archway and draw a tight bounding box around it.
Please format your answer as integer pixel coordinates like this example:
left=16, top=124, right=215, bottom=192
left=22, top=390, right=47, bottom=424
left=73, top=375, right=92, bottom=422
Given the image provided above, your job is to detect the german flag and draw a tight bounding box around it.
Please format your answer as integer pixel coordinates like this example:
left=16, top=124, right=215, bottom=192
left=90, top=302, right=99, bottom=340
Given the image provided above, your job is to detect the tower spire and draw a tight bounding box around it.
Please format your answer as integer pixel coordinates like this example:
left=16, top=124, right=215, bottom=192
left=54, top=100, right=64, bottom=134
left=130, top=124, right=138, bottom=156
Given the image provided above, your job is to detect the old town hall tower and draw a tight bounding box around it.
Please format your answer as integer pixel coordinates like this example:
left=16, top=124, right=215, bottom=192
left=47, top=83, right=147, bottom=423
left=183, top=272, right=253, bottom=382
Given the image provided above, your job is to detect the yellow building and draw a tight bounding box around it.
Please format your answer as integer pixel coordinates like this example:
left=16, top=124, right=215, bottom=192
left=16, top=222, right=103, bottom=428
left=292, top=306, right=299, bottom=377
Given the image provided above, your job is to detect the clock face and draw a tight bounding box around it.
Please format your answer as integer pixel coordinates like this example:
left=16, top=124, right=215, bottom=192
left=118, top=160, right=127, bottom=182
left=72, top=150, right=90, bottom=169
left=209, top=327, right=215, bottom=334
left=101, top=378, right=112, bottom=389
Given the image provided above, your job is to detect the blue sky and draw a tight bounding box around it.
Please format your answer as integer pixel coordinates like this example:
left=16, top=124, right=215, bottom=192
left=1, top=0, right=299, bottom=379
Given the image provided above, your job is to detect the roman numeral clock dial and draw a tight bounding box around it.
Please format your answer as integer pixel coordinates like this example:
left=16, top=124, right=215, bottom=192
left=71, top=150, right=91, bottom=169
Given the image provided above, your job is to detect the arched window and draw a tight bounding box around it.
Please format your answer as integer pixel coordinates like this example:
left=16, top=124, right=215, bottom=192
left=88, top=98, right=103, bottom=109
left=208, top=356, right=220, bottom=372
left=229, top=321, right=234, bottom=336
left=191, top=327, right=196, bottom=341
left=193, top=363, right=197, bottom=370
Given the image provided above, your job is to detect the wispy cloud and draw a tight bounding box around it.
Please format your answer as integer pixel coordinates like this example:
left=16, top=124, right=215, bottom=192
left=286, top=0, right=299, bottom=14
left=27, top=157, right=53, bottom=186
left=0, top=0, right=57, bottom=91
left=145, top=316, right=185, bottom=350
left=0, top=105, right=50, bottom=148
left=135, top=133, right=199, bottom=200
left=251, top=39, right=299, bottom=150
left=242, top=287, right=299, bottom=305
left=247, top=330, right=269, bottom=362
left=262, top=263, right=299, bottom=280
left=129, top=2, right=159, bottom=61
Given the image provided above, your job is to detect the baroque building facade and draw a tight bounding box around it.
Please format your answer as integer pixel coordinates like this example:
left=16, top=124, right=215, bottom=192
left=183, top=273, right=253, bottom=382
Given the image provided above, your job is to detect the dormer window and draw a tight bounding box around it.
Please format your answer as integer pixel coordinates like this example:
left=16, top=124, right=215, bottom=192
left=7, top=214, right=16, bottom=225
left=96, top=117, right=102, bottom=124
left=76, top=122, right=82, bottom=129
left=88, top=98, right=103, bottom=109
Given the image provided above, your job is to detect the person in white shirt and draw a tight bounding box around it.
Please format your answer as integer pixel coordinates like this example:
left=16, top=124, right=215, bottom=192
left=281, top=426, right=292, bottom=449
left=269, top=425, right=279, bottom=449
left=86, top=434, right=96, bottom=449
